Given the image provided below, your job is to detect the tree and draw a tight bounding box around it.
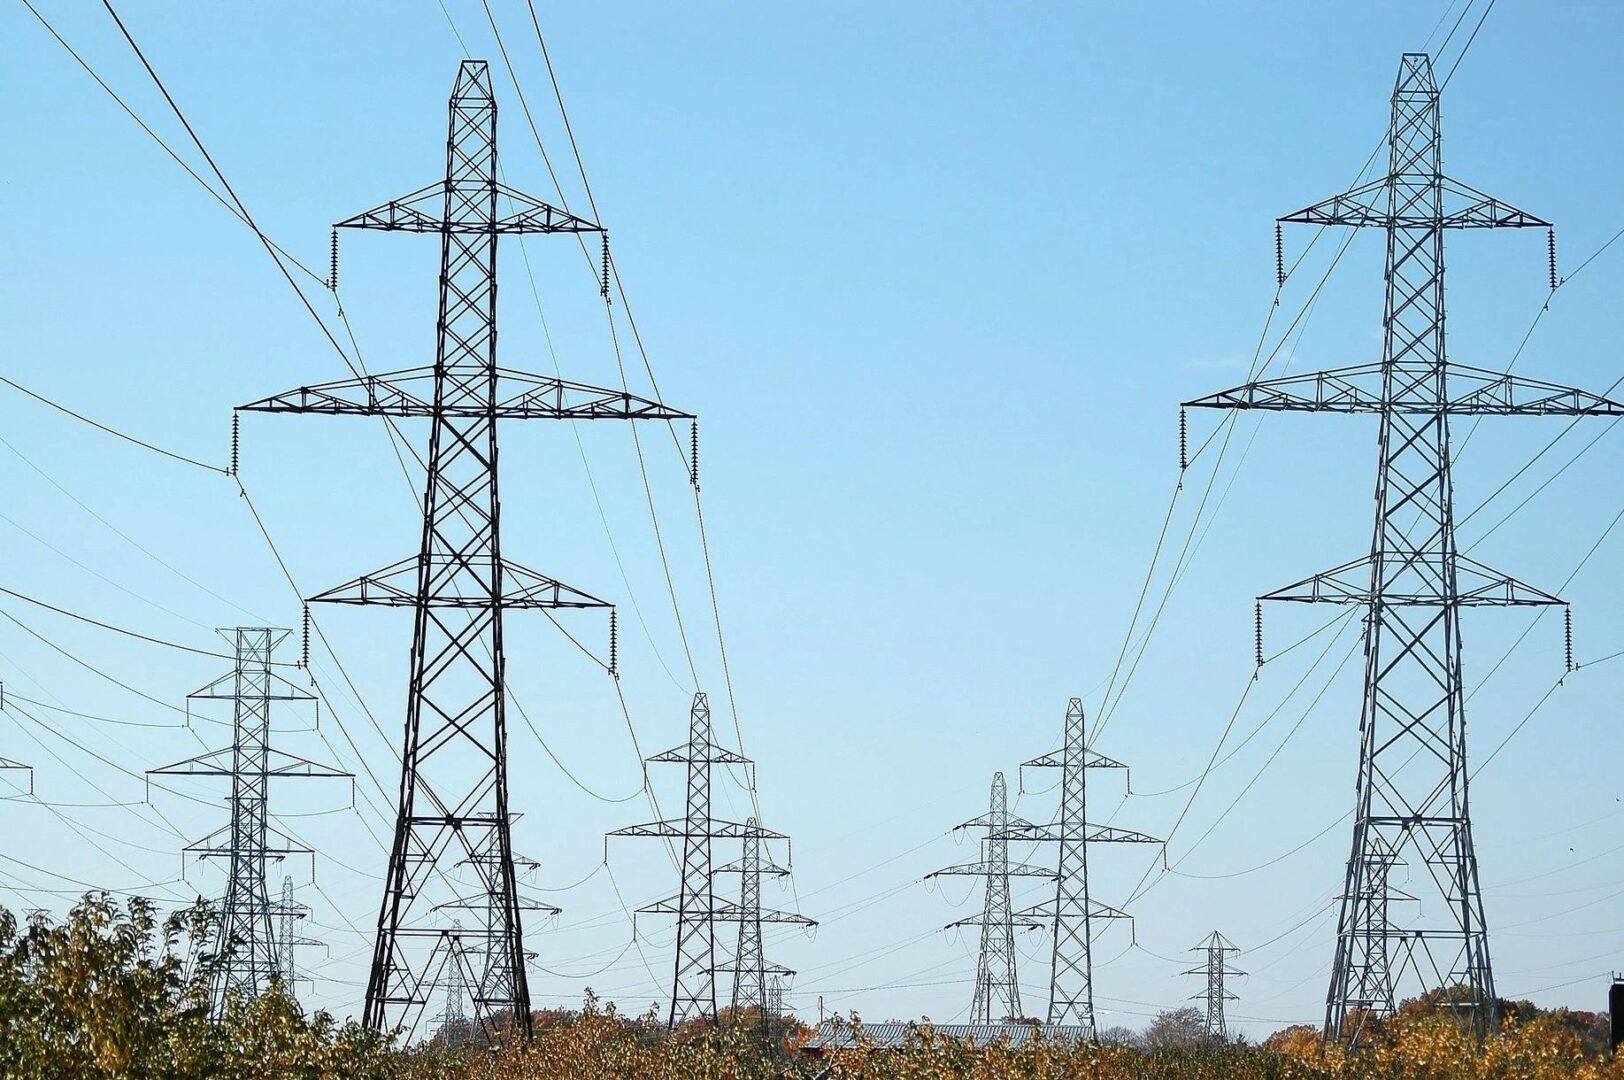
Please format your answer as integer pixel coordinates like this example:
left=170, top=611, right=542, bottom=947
left=1141, top=1006, right=1208, bottom=1050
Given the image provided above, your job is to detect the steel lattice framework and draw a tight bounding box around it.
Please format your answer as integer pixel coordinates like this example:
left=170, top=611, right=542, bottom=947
left=148, top=628, right=349, bottom=1016
left=715, top=818, right=797, bottom=1013
left=1017, top=698, right=1159, bottom=1034
left=610, top=693, right=812, bottom=1027
left=1182, top=931, right=1243, bottom=1043
left=1184, top=53, right=1624, bottom=1043
left=926, top=771, right=1051, bottom=1023
left=276, top=876, right=323, bottom=1002
left=241, top=60, right=690, bottom=1038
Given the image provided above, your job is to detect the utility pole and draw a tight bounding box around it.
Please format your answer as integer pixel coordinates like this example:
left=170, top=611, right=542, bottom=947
left=1018, top=698, right=1160, bottom=1034
left=609, top=693, right=812, bottom=1027
left=1183, top=52, right=1623, bottom=1044
left=240, top=59, right=691, bottom=1039
left=926, top=772, right=1051, bottom=1024
left=148, top=628, right=350, bottom=1016
left=1182, top=931, right=1243, bottom=1043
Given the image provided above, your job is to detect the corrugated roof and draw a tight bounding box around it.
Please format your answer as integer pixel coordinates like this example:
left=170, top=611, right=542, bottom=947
left=802, top=1019, right=1092, bottom=1050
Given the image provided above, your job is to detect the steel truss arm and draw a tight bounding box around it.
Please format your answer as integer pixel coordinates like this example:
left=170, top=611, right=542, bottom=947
left=1281, top=175, right=1548, bottom=230
left=925, top=860, right=1055, bottom=879
left=338, top=180, right=602, bottom=235
left=239, top=366, right=692, bottom=421
left=307, top=554, right=610, bottom=609
left=1183, top=362, right=1624, bottom=416
left=1261, top=554, right=1566, bottom=607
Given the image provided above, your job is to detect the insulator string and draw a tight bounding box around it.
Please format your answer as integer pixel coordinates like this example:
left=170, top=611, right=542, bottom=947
left=691, top=419, right=704, bottom=490
left=600, top=233, right=611, bottom=300
left=301, top=603, right=311, bottom=670
left=1254, top=601, right=1264, bottom=674
left=230, top=412, right=240, bottom=477
left=609, top=607, right=619, bottom=679
left=1564, top=605, right=1574, bottom=674
left=1547, top=228, right=1559, bottom=292
left=1275, top=221, right=1285, bottom=287
left=1178, top=408, right=1188, bottom=473
left=329, top=228, right=339, bottom=291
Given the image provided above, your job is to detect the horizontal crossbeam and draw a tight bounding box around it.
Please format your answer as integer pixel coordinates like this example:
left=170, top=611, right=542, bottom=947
left=1183, top=362, right=1624, bottom=416
left=337, top=180, right=602, bottom=235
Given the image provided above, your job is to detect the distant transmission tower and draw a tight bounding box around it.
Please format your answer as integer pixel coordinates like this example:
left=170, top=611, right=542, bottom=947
left=275, top=875, right=323, bottom=1001
left=148, top=628, right=350, bottom=1015
left=433, top=922, right=474, bottom=1049
left=610, top=693, right=812, bottom=1027
left=1019, top=698, right=1160, bottom=1034
left=715, top=818, right=807, bottom=1013
left=240, top=59, right=691, bottom=1038
left=926, top=771, right=1051, bottom=1023
left=1183, top=931, right=1243, bottom=1043
left=1183, top=52, right=1623, bottom=1044
left=0, top=682, right=32, bottom=794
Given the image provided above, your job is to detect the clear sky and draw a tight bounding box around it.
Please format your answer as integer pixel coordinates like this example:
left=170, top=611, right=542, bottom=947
left=1, top=0, right=1621, bottom=1041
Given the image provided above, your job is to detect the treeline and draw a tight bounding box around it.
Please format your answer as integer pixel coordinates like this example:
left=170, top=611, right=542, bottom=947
left=0, top=894, right=1617, bottom=1079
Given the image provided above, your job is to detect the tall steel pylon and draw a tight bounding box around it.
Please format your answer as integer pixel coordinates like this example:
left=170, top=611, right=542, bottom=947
left=240, top=60, right=691, bottom=1038
left=1184, top=53, right=1624, bottom=1043
left=715, top=818, right=804, bottom=1013
left=1182, top=931, right=1243, bottom=1043
left=926, top=771, right=1051, bottom=1024
left=610, top=693, right=812, bottom=1027
left=1018, top=698, right=1160, bottom=1033
left=275, top=876, right=323, bottom=1001
left=148, top=628, right=349, bottom=1015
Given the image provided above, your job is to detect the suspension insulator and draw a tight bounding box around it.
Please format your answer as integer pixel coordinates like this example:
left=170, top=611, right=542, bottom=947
left=230, top=412, right=240, bottom=477
left=601, top=233, right=611, bottom=301
left=329, top=228, right=339, bottom=291
left=1254, top=601, right=1264, bottom=670
left=1179, top=408, right=1188, bottom=472
left=609, top=607, right=619, bottom=679
left=1547, top=228, right=1558, bottom=292
left=689, top=420, right=700, bottom=489
left=301, top=603, right=311, bottom=670
left=1275, top=221, right=1285, bottom=287
left=1564, top=605, right=1574, bottom=673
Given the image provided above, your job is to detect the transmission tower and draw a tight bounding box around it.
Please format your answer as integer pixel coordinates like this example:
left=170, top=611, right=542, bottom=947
left=1183, top=52, right=1624, bottom=1044
left=240, top=59, right=691, bottom=1038
left=1017, top=698, right=1160, bottom=1034
left=926, top=771, right=1051, bottom=1023
left=432, top=922, right=474, bottom=1049
left=1182, top=931, right=1243, bottom=1043
left=714, top=818, right=794, bottom=1012
left=0, top=682, right=32, bottom=795
left=275, top=875, right=324, bottom=1001
left=610, top=693, right=812, bottom=1027
left=148, top=628, right=350, bottom=1016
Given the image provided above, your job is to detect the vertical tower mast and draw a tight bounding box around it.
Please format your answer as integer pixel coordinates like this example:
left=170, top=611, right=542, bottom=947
left=1184, top=53, right=1624, bottom=1043
left=240, top=60, right=691, bottom=1038
left=1018, top=698, right=1159, bottom=1033
left=1182, top=931, right=1243, bottom=1043
left=149, top=628, right=349, bottom=1015
left=926, top=772, right=1051, bottom=1023
left=610, top=694, right=813, bottom=1027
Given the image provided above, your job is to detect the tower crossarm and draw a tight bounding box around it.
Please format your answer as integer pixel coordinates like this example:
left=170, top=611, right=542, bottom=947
left=1022, top=747, right=1127, bottom=771
left=1183, top=362, right=1624, bottom=416
left=926, top=860, right=1055, bottom=880
left=608, top=817, right=777, bottom=841
left=305, top=554, right=611, bottom=610
left=647, top=743, right=752, bottom=767
left=1018, top=896, right=1132, bottom=922
left=239, top=366, right=692, bottom=421
left=148, top=746, right=354, bottom=780
left=947, top=911, right=1048, bottom=931
left=337, top=179, right=603, bottom=236
left=1281, top=173, right=1548, bottom=231
left=1260, top=554, right=1566, bottom=608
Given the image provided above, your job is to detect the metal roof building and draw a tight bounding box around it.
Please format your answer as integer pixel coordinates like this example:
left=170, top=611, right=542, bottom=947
left=802, top=1019, right=1092, bottom=1051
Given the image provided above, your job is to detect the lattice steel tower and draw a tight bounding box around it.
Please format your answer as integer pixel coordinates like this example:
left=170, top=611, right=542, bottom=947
left=1183, top=931, right=1243, bottom=1043
left=1018, top=698, right=1160, bottom=1033
left=241, top=60, right=690, bottom=1038
left=926, top=771, right=1051, bottom=1023
left=716, top=818, right=801, bottom=1013
left=275, top=876, right=322, bottom=1002
left=148, top=628, right=349, bottom=1015
left=1184, top=53, right=1624, bottom=1043
left=610, top=693, right=812, bottom=1027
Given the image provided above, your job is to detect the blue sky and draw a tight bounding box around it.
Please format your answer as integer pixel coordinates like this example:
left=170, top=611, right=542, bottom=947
left=1, top=0, right=1621, bottom=1039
